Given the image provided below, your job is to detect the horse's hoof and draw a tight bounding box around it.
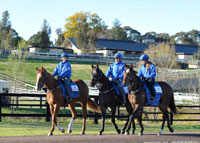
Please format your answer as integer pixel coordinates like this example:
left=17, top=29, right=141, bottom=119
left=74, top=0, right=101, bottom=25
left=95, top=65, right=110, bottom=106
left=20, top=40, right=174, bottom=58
left=131, top=132, right=135, bottom=135
left=61, top=128, right=65, bottom=133
left=68, top=129, right=72, bottom=134
left=169, top=128, right=174, bottom=133
left=157, top=133, right=161, bottom=136
left=138, top=133, right=143, bottom=136
left=98, top=132, right=102, bottom=136
left=81, top=132, right=85, bottom=135
left=48, top=132, right=53, bottom=136
left=117, top=129, right=121, bottom=134
left=125, top=132, right=129, bottom=135
left=121, top=130, right=125, bottom=134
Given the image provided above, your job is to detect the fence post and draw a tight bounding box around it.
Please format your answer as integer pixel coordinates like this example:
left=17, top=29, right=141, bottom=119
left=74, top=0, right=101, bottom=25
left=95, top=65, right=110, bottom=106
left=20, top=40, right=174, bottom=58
left=0, top=94, right=2, bottom=122
left=40, top=97, right=42, bottom=109
left=46, top=102, right=50, bottom=122
left=94, top=97, right=99, bottom=124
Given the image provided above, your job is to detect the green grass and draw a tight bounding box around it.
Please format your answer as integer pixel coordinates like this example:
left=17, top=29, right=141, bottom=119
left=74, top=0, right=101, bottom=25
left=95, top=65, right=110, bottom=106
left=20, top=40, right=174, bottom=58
left=0, top=120, right=199, bottom=136
left=0, top=58, right=108, bottom=85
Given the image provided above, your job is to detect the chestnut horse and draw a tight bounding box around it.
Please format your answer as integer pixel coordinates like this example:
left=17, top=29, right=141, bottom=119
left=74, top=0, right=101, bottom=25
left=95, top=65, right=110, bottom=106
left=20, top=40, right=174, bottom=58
left=123, top=64, right=177, bottom=135
left=36, top=67, right=100, bottom=136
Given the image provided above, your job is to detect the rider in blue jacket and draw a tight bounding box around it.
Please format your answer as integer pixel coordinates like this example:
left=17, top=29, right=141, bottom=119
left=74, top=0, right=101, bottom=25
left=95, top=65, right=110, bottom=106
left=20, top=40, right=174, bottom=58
left=53, top=52, right=72, bottom=101
left=138, top=54, right=156, bottom=101
left=106, top=53, right=126, bottom=104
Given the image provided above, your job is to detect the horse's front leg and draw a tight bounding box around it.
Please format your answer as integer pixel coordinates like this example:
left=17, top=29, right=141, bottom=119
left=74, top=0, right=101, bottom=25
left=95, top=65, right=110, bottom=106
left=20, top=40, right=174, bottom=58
left=98, top=105, right=106, bottom=135
left=121, top=113, right=130, bottom=134
left=54, top=104, right=65, bottom=134
left=48, top=104, right=54, bottom=136
left=111, top=106, right=120, bottom=134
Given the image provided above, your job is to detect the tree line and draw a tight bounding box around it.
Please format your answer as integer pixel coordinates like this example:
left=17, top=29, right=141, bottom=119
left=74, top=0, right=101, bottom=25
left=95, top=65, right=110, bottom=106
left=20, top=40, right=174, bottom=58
left=0, top=11, right=200, bottom=53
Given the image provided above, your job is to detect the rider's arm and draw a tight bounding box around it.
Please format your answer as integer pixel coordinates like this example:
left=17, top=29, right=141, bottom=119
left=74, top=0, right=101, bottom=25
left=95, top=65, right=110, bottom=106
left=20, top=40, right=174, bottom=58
left=117, top=64, right=124, bottom=81
left=59, top=63, right=71, bottom=78
left=52, top=64, right=59, bottom=76
left=105, top=65, right=112, bottom=78
left=149, top=64, right=156, bottom=78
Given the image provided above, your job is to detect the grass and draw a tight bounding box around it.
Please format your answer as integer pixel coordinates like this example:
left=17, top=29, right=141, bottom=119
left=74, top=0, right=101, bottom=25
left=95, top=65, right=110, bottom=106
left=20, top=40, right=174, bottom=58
left=0, top=57, right=108, bottom=85
left=0, top=119, right=199, bottom=137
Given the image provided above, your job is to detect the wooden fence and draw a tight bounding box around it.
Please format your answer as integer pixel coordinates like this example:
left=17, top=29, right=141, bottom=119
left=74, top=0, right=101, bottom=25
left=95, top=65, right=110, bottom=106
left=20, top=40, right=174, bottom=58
left=0, top=93, right=200, bottom=124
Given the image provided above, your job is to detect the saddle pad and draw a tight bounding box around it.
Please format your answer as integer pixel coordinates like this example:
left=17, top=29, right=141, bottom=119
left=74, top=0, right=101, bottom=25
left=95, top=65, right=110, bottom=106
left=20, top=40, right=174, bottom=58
left=111, top=81, right=129, bottom=95
left=58, top=80, right=79, bottom=98
left=144, top=82, right=162, bottom=106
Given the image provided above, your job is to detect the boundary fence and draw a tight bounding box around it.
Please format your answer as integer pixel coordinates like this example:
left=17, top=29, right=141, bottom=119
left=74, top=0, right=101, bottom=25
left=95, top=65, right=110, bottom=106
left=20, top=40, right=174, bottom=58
left=0, top=93, right=200, bottom=124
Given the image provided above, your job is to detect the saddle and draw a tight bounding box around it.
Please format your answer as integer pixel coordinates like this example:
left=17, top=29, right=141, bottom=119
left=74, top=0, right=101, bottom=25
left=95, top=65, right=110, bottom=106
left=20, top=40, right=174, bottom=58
left=143, top=82, right=162, bottom=106
left=59, top=80, right=79, bottom=98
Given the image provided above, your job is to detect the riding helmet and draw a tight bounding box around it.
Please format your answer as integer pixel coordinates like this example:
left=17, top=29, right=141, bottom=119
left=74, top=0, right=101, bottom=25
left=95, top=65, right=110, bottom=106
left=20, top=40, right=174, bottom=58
left=61, top=52, right=68, bottom=58
left=139, top=54, right=149, bottom=61
left=114, top=53, right=122, bottom=59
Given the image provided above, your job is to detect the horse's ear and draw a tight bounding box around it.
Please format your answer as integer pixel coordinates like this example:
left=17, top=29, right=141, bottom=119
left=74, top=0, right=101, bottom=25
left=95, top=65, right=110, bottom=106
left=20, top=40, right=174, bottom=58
left=125, top=64, right=129, bottom=68
left=91, top=64, right=94, bottom=68
left=97, top=63, right=99, bottom=68
left=41, top=67, right=46, bottom=71
left=130, top=64, right=134, bottom=69
left=36, top=67, right=39, bottom=71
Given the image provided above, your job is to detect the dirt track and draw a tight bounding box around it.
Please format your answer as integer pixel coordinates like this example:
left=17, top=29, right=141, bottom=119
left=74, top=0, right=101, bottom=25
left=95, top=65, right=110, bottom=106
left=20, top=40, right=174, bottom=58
left=0, top=133, right=200, bottom=143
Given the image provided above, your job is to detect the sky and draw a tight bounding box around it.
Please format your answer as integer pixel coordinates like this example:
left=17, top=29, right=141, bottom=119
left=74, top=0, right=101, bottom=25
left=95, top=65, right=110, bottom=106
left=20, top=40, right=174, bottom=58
left=1, top=0, right=200, bottom=43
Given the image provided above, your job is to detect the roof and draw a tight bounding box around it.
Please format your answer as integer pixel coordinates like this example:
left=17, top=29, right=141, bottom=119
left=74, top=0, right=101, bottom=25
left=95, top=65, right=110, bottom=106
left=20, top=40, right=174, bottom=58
left=96, top=39, right=147, bottom=52
left=142, top=34, right=155, bottom=40
left=68, top=38, right=77, bottom=47
left=173, top=44, right=198, bottom=55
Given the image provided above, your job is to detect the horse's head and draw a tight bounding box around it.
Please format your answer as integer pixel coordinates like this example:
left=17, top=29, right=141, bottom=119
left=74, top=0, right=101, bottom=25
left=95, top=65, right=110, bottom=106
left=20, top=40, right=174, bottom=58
left=90, top=64, right=103, bottom=87
left=123, top=64, right=139, bottom=90
left=36, top=67, right=48, bottom=91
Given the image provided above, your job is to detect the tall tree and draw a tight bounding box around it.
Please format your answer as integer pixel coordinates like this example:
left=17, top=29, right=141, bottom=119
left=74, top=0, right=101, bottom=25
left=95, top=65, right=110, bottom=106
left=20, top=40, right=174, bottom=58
left=55, top=28, right=64, bottom=46
left=38, top=19, right=52, bottom=50
left=109, top=18, right=127, bottom=40
left=64, top=11, right=107, bottom=53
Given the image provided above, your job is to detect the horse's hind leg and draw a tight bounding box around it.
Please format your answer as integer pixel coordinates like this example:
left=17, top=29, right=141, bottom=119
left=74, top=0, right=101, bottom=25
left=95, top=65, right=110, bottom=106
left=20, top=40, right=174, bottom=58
left=111, top=106, right=120, bottom=134
left=68, top=104, right=77, bottom=134
left=80, top=102, right=87, bottom=135
left=166, top=110, right=174, bottom=133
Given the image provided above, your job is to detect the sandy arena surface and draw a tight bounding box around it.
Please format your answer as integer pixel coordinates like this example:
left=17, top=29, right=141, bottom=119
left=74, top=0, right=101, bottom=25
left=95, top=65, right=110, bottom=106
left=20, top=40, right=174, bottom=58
left=0, top=132, right=200, bottom=143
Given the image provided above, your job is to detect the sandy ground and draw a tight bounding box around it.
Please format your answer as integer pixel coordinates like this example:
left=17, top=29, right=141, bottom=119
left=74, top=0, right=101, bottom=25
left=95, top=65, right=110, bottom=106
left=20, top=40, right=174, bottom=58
left=0, top=133, right=200, bottom=143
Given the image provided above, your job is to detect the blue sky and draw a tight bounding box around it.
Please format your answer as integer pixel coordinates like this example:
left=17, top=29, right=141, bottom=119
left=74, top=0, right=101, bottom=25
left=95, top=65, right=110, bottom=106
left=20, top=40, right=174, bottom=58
left=1, top=0, right=200, bottom=43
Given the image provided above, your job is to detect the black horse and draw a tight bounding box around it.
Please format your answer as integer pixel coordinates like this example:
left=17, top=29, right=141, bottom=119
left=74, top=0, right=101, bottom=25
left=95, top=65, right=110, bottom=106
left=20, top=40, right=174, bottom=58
left=90, top=64, right=136, bottom=135
left=123, top=64, right=177, bottom=135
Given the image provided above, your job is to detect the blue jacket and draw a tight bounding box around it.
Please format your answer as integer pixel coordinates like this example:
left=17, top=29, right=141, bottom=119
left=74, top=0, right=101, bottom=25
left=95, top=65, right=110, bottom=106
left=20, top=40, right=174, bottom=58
left=106, top=61, right=125, bottom=81
left=53, top=61, right=71, bottom=78
left=138, top=63, right=156, bottom=79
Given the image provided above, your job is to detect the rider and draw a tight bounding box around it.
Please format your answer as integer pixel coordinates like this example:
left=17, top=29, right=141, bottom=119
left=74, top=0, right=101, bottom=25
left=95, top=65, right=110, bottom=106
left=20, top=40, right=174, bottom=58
left=138, top=54, right=156, bottom=102
left=52, top=52, right=72, bottom=102
left=106, top=53, right=126, bottom=104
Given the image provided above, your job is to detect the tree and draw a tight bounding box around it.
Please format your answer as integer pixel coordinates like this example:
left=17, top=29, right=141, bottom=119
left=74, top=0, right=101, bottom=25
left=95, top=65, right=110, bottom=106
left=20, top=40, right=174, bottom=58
left=109, top=18, right=127, bottom=40
left=38, top=19, right=52, bottom=50
left=156, top=33, right=170, bottom=43
left=27, top=19, right=52, bottom=50
left=144, top=43, right=178, bottom=69
left=123, top=26, right=141, bottom=42
left=55, top=28, right=64, bottom=46
left=64, top=11, right=107, bottom=53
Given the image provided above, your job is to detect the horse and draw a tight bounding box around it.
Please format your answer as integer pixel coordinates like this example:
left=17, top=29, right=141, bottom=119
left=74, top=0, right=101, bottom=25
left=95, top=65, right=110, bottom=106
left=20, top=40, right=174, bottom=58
left=35, top=67, right=101, bottom=136
left=122, top=64, right=177, bottom=135
left=90, top=64, right=136, bottom=135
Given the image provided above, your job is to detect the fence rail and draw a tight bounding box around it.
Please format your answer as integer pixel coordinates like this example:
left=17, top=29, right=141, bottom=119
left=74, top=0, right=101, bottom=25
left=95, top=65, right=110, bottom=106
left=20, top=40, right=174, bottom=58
left=0, top=93, right=200, bottom=124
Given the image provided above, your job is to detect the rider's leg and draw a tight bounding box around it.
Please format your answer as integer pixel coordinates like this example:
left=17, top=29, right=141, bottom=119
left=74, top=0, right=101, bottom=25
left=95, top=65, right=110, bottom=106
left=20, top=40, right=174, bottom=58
left=117, top=81, right=127, bottom=104
left=64, top=78, right=72, bottom=101
left=145, top=78, right=155, bottom=101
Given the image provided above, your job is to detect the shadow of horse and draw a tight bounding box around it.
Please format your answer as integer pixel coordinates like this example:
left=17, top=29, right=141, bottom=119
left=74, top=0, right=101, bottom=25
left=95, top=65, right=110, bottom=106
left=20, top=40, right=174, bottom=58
left=36, top=67, right=101, bottom=136
left=122, top=64, right=177, bottom=136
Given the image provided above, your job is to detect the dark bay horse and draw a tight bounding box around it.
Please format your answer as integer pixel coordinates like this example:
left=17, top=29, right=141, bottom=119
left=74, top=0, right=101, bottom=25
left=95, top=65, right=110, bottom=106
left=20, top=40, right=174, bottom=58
left=123, top=64, right=177, bottom=135
left=90, top=64, right=135, bottom=135
left=36, top=67, right=101, bottom=136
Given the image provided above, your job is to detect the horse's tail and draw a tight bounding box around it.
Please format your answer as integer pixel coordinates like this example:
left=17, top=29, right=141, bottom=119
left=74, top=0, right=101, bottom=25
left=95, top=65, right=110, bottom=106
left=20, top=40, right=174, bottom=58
left=87, top=97, right=101, bottom=113
left=169, top=93, right=177, bottom=114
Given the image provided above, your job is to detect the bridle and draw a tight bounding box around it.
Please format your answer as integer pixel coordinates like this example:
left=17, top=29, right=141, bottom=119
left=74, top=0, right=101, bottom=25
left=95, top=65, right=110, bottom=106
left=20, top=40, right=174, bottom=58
left=38, top=71, right=47, bottom=87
